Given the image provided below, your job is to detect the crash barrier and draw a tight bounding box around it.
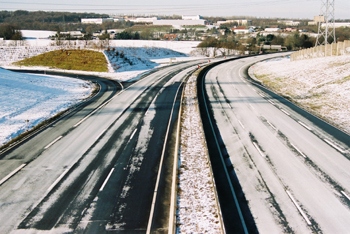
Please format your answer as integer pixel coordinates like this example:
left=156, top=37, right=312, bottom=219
left=290, top=40, right=350, bottom=61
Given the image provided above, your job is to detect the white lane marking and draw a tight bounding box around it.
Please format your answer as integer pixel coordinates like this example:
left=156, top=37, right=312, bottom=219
left=99, top=168, right=115, bottom=192
left=291, top=143, right=307, bottom=158
left=253, top=142, right=265, bottom=157
left=130, top=129, right=137, bottom=140
left=0, top=164, right=26, bottom=186
left=341, top=191, right=350, bottom=201
left=281, top=109, right=290, bottom=116
left=286, top=190, right=312, bottom=225
left=238, top=120, right=245, bottom=129
left=298, top=121, right=312, bottom=131
left=324, top=139, right=346, bottom=154
left=95, top=128, right=107, bottom=140
left=252, top=88, right=257, bottom=92
left=268, top=100, right=275, bottom=105
left=266, top=120, right=277, bottom=130
left=258, top=93, right=265, bottom=98
left=44, top=136, right=63, bottom=149
left=249, top=104, right=255, bottom=109
left=47, top=169, right=69, bottom=192
left=227, top=103, right=232, bottom=109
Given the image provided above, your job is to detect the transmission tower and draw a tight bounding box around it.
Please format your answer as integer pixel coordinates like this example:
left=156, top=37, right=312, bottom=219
left=315, top=0, right=336, bottom=46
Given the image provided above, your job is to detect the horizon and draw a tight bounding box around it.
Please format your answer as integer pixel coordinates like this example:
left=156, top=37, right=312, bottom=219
left=0, top=0, right=349, bottom=20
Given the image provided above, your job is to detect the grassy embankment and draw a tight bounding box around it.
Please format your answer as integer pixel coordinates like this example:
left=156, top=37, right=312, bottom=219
left=14, top=49, right=108, bottom=72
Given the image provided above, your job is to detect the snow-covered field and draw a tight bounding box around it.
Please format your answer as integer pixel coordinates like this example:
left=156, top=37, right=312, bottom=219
left=0, top=68, right=92, bottom=146
left=252, top=55, right=350, bottom=133
left=177, top=74, right=222, bottom=233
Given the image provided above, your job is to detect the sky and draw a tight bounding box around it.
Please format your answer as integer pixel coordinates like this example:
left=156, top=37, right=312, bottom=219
left=0, top=0, right=349, bottom=19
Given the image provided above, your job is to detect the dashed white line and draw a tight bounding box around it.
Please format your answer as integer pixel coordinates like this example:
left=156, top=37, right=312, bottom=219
left=266, top=120, right=277, bottom=130
left=44, top=136, right=63, bottom=149
left=281, top=109, right=290, bottom=116
left=99, top=168, right=115, bottom=192
left=291, top=143, right=307, bottom=158
left=286, top=190, right=312, bottom=225
left=47, top=169, right=69, bottom=192
left=268, top=100, right=275, bottom=105
left=324, top=139, right=346, bottom=154
left=253, top=142, right=265, bottom=157
left=238, top=120, right=245, bottom=129
left=0, top=164, right=26, bottom=186
left=130, top=129, right=137, bottom=140
left=298, top=121, right=312, bottom=131
left=341, top=191, right=350, bottom=201
left=249, top=104, right=255, bottom=109
left=258, top=93, right=265, bottom=98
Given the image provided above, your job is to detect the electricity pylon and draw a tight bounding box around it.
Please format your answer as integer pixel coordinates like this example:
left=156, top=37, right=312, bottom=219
left=315, top=0, right=336, bottom=46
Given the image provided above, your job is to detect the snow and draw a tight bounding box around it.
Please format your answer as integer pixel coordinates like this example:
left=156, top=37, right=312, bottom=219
left=177, top=75, right=222, bottom=233
left=251, top=55, right=350, bottom=133
left=0, top=68, right=92, bottom=146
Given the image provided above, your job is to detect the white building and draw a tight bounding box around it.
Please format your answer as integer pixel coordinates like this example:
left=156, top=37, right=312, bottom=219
left=81, top=18, right=114, bottom=24
left=321, top=22, right=350, bottom=28
left=265, top=28, right=281, bottom=32
left=278, top=20, right=300, bottom=26
left=216, top=19, right=252, bottom=26
left=128, top=17, right=158, bottom=23
left=153, top=19, right=206, bottom=26
left=182, top=15, right=203, bottom=20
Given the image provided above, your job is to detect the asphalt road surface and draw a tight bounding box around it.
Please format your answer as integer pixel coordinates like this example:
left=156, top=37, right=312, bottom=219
left=0, top=61, right=201, bottom=234
left=200, top=53, right=350, bottom=233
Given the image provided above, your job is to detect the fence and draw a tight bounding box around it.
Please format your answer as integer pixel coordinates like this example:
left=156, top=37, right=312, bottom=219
left=290, top=40, right=350, bottom=61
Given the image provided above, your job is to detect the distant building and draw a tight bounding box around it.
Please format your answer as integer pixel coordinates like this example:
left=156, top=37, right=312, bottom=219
left=321, top=22, right=350, bottom=28
left=81, top=18, right=114, bottom=24
left=153, top=19, right=206, bottom=26
left=278, top=20, right=300, bottom=26
left=163, top=34, right=178, bottom=40
left=265, top=28, right=281, bottom=32
left=216, top=19, right=252, bottom=26
left=128, top=17, right=158, bottom=23
left=182, top=15, right=203, bottom=20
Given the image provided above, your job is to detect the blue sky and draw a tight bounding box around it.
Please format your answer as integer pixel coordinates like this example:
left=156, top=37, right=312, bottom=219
left=0, top=0, right=349, bottom=19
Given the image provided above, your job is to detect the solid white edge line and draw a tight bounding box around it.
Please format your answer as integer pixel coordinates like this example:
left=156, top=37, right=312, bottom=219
left=286, top=190, right=312, bottom=225
left=324, top=139, right=345, bottom=153
left=268, top=100, right=275, bottom=105
left=99, top=168, right=115, bottom=192
left=95, top=128, right=107, bottom=140
left=281, top=109, right=290, bottom=116
left=202, top=70, right=248, bottom=234
left=44, top=136, right=63, bottom=149
left=0, top=164, right=26, bottom=186
left=291, top=143, right=307, bottom=158
left=47, top=169, right=69, bottom=192
left=298, top=121, right=312, bottom=131
left=341, top=191, right=350, bottom=201
left=130, top=129, right=137, bottom=140
left=253, top=142, right=265, bottom=157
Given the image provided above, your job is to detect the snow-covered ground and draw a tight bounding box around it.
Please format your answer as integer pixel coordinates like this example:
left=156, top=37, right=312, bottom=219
left=177, top=74, right=222, bottom=233
left=251, top=55, right=350, bottom=133
left=0, top=68, right=92, bottom=146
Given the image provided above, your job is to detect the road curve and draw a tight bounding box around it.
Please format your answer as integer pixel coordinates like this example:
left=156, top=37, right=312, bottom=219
left=0, top=61, right=200, bottom=233
left=199, top=53, right=350, bottom=234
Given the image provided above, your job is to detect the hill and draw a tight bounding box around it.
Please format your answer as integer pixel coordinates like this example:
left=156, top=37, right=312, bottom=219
left=14, top=49, right=108, bottom=72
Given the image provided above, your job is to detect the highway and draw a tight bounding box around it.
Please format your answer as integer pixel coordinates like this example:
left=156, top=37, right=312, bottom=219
left=0, top=61, right=200, bottom=233
left=199, top=53, right=350, bottom=233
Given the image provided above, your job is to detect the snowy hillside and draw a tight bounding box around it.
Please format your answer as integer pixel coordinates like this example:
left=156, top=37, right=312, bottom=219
left=252, top=55, right=350, bottom=133
left=0, top=68, right=92, bottom=146
left=104, top=47, right=187, bottom=72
